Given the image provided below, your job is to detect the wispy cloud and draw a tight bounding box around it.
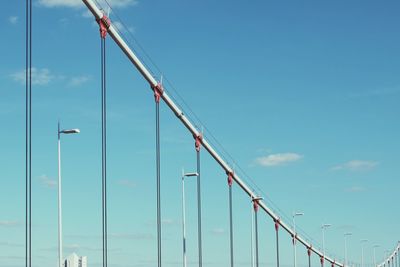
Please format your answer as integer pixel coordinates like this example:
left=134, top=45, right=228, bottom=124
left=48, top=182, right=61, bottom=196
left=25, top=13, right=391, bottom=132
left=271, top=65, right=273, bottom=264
left=68, top=75, right=91, bottom=87
left=0, top=220, right=19, bottom=227
left=332, top=160, right=378, bottom=171
left=116, top=179, right=136, bottom=188
left=38, top=174, right=57, bottom=189
left=37, top=0, right=137, bottom=8
left=11, top=68, right=55, bottom=86
left=345, top=186, right=366, bottom=193
left=9, top=16, right=19, bottom=24
left=255, top=153, right=302, bottom=167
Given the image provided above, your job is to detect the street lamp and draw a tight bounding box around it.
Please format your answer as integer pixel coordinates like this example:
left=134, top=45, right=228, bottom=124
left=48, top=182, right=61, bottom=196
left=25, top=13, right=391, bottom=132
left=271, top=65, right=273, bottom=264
left=322, top=224, right=332, bottom=260
left=373, top=245, right=380, bottom=267
left=360, top=239, right=368, bottom=267
left=57, top=122, right=80, bottom=267
left=344, top=233, right=352, bottom=267
left=181, top=169, right=198, bottom=267
left=293, top=212, right=304, bottom=267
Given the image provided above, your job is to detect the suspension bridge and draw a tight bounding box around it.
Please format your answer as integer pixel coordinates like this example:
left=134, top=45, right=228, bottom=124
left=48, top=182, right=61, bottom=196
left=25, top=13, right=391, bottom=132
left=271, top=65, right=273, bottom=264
left=15, top=0, right=399, bottom=267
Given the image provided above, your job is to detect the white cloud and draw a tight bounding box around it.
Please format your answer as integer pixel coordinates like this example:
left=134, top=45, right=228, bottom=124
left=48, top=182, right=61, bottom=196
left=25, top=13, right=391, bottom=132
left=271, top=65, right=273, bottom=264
left=68, top=75, right=91, bottom=87
left=0, top=221, right=19, bottom=227
left=39, top=174, right=57, bottom=189
left=255, top=153, right=303, bottom=167
left=9, top=16, right=18, bottom=24
left=11, top=68, right=55, bottom=86
left=38, top=0, right=137, bottom=8
left=332, top=160, right=378, bottom=171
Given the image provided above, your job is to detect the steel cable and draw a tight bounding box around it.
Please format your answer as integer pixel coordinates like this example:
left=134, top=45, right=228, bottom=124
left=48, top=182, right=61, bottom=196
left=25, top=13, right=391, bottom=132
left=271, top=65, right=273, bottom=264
left=197, top=150, right=202, bottom=267
left=156, top=100, right=161, bottom=267
left=25, top=0, right=32, bottom=266
left=100, top=35, right=108, bottom=267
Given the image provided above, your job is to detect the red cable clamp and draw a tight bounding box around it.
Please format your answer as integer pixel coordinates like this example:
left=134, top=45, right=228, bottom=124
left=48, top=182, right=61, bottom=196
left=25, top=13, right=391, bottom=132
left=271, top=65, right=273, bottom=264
left=320, top=256, right=324, bottom=265
left=97, top=14, right=111, bottom=39
left=152, top=82, right=164, bottom=103
left=274, top=218, right=280, bottom=232
left=194, top=133, right=202, bottom=152
left=307, top=246, right=312, bottom=257
left=227, top=171, right=234, bottom=187
left=252, top=198, right=259, bottom=212
left=331, top=260, right=335, bottom=267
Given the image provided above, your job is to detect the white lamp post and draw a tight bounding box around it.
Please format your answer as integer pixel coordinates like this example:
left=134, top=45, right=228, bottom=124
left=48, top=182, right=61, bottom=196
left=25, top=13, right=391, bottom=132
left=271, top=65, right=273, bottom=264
left=360, top=239, right=368, bottom=267
left=373, top=245, right=380, bottom=267
left=344, top=233, right=352, bottom=267
left=58, top=122, right=80, bottom=267
left=181, top=169, right=198, bottom=267
left=293, top=212, right=304, bottom=267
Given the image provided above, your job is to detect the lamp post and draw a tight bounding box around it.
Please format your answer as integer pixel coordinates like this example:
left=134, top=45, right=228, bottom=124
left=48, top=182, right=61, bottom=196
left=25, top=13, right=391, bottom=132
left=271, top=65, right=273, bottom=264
left=293, top=212, right=304, bottom=267
left=344, top=233, right=352, bottom=267
left=373, top=245, right=380, bottom=267
left=58, top=122, right=80, bottom=267
left=360, top=239, right=368, bottom=267
left=181, top=169, right=198, bottom=267
left=321, top=224, right=332, bottom=260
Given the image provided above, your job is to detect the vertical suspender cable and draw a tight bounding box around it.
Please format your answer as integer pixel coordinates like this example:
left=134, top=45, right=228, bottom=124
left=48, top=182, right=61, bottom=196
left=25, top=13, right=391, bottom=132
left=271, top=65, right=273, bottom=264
left=227, top=172, right=234, bottom=267
left=152, top=81, right=163, bottom=267
left=194, top=134, right=202, bottom=267
left=100, top=32, right=108, bottom=267
left=25, top=0, right=32, bottom=266
left=156, top=96, right=161, bottom=267
left=197, top=148, right=202, bottom=267
left=252, top=200, right=259, bottom=267
left=275, top=220, right=280, bottom=267
left=308, top=248, right=312, bottom=267
left=255, top=209, right=259, bottom=267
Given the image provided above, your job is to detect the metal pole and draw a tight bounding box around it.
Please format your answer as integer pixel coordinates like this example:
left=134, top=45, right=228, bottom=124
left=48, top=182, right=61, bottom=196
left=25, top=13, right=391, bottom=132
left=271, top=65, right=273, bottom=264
left=345, top=236, right=348, bottom=267
left=254, top=210, right=259, bottom=267
left=323, top=228, right=325, bottom=259
left=362, top=245, right=364, bottom=267
left=228, top=177, right=234, bottom=267
left=181, top=170, right=187, bottom=267
left=57, top=122, right=62, bottom=267
left=196, top=150, right=202, bottom=267
left=251, top=207, right=254, bottom=267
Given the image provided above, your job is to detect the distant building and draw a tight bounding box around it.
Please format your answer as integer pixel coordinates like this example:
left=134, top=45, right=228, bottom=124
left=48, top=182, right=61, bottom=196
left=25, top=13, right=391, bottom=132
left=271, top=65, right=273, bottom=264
left=64, top=253, right=87, bottom=267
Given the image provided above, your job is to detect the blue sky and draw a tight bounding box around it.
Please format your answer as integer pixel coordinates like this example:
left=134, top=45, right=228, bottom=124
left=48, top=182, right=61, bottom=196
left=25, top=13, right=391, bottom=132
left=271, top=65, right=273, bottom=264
left=1, top=0, right=400, bottom=267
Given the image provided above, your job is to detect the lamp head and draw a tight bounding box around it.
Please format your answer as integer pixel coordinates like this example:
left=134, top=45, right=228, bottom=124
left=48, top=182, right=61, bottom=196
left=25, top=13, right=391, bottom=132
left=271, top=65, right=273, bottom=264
left=60, top=129, right=80, bottom=134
